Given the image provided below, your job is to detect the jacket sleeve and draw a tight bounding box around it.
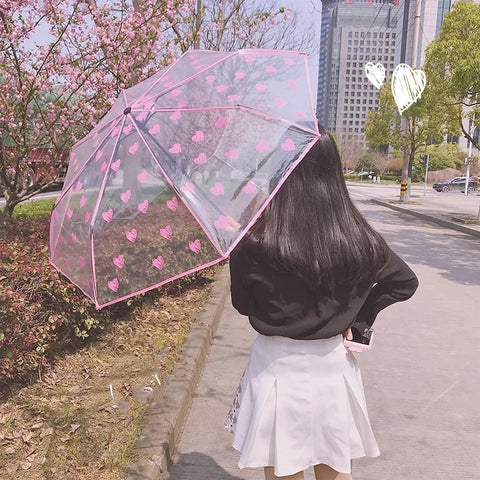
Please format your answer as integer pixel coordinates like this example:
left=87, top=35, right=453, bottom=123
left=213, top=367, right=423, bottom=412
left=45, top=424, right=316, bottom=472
left=353, top=248, right=419, bottom=332
left=229, top=248, right=251, bottom=316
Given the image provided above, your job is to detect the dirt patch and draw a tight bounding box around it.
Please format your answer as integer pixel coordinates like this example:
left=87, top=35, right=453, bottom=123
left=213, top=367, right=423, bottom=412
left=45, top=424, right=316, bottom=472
left=451, top=216, right=480, bottom=225
left=0, top=265, right=221, bottom=480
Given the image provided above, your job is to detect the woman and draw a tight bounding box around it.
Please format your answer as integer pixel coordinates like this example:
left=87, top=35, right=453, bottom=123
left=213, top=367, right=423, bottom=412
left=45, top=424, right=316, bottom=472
left=225, top=125, right=418, bottom=480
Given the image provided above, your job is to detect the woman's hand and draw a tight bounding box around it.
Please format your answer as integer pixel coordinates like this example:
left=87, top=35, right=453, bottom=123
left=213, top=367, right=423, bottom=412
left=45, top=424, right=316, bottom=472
left=226, top=216, right=241, bottom=232
left=343, top=328, right=353, bottom=341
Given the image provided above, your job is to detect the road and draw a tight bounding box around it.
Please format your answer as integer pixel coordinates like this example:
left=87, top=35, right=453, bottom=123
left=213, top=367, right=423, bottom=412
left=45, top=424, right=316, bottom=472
left=348, top=195, right=480, bottom=479
left=0, top=190, right=61, bottom=208
left=347, top=181, right=453, bottom=200
left=1, top=181, right=472, bottom=209
left=168, top=195, right=480, bottom=480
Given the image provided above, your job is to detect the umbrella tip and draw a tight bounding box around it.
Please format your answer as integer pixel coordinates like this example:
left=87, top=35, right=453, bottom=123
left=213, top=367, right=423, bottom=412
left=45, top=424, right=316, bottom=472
left=123, top=107, right=132, bottom=115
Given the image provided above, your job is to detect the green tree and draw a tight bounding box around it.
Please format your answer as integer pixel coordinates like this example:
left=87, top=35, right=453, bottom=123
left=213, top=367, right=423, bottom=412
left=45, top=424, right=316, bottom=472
left=412, top=142, right=464, bottom=182
left=364, top=79, right=458, bottom=197
left=425, top=142, right=464, bottom=171
left=424, top=0, right=480, bottom=150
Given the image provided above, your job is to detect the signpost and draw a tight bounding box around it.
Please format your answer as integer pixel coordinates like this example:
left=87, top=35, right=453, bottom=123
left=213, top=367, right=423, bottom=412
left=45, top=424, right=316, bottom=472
left=464, top=156, right=473, bottom=197
left=419, top=154, right=429, bottom=196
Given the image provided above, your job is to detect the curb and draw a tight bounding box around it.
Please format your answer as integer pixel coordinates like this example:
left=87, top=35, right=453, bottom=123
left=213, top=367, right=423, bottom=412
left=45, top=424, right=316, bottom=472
left=371, top=199, right=480, bottom=239
left=125, top=264, right=231, bottom=480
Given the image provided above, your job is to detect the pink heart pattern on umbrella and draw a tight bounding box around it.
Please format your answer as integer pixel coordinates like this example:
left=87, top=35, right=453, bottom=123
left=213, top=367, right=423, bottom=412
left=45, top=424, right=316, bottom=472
left=120, top=190, right=131, bottom=203
left=255, top=139, right=269, bottom=152
left=191, top=130, right=204, bottom=142
left=126, top=228, right=137, bottom=242
left=194, top=153, right=207, bottom=164
left=102, top=209, right=114, bottom=222
left=108, top=278, right=119, bottom=292
left=167, top=197, right=178, bottom=212
left=210, top=182, right=224, bottom=196
left=214, top=215, right=229, bottom=229
left=113, top=255, right=125, bottom=268
left=138, top=200, right=149, bottom=214
left=160, top=225, right=172, bottom=240
left=189, top=239, right=201, bottom=254
left=152, top=255, right=164, bottom=270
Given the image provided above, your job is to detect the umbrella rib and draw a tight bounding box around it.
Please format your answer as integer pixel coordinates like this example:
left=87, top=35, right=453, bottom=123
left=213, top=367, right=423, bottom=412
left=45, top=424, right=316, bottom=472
left=134, top=120, right=224, bottom=215
left=131, top=116, right=227, bottom=257
left=89, top=115, right=129, bottom=305
left=55, top=117, right=124, bottom=206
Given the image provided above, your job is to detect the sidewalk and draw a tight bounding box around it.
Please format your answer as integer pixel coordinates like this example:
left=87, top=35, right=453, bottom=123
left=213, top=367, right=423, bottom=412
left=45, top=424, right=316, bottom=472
left=372, top=191, right=480, bottom=238
left=125, top=193, right=480, bottom=480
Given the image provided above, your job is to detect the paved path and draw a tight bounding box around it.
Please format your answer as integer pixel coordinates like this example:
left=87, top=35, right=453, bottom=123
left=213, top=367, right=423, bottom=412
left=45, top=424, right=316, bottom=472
left=168, top=200, right=480, bottom=480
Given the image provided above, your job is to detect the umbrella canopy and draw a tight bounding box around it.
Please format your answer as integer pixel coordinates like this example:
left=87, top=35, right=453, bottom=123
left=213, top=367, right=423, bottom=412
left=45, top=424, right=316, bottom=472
left=49, top=49, right=320, bottom=308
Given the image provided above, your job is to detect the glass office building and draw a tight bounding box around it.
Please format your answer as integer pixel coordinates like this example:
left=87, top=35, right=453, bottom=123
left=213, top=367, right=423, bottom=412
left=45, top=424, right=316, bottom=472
left=317, top=0, right=400, bottom=157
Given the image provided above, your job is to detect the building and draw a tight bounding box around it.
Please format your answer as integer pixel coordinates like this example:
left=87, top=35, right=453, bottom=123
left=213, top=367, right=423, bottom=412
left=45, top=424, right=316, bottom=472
left=317, top=0, right=401, bottom=162
left=395, top=0, right=452, bottom=68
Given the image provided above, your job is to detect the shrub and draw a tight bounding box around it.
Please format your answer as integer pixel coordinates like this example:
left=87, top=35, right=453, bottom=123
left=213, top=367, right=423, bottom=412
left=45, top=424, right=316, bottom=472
left=0, top=215, right=113, bottom=383
left=381, top=174, right=402, bottom=183
left=0, top=210, right=218, bottom=386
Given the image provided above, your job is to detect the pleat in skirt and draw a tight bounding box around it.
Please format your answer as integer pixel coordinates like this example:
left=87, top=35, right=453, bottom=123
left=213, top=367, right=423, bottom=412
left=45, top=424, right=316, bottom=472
left=224, top=333, right=380, bottom=476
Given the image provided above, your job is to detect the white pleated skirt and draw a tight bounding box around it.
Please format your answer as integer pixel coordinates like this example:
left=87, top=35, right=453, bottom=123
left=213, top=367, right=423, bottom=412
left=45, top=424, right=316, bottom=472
left=224, top=333, right=380, bottom=477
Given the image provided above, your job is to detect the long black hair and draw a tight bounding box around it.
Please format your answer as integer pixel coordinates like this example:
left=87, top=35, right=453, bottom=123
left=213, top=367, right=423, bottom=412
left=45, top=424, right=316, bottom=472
left=243, top=124, right=389, bottom=293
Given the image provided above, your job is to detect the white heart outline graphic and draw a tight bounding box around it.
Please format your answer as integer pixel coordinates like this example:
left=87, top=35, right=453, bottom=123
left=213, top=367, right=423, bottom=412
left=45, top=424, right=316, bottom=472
left=391, top=64, right=427, bottom=113
left=364, top=62, right=385, bottom=89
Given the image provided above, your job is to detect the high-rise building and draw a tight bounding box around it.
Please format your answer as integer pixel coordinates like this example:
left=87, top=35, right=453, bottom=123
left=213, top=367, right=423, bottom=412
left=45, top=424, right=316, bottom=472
left=396, top=0, right=452, bottom=68
left=317, top=0, right=401, bottom=160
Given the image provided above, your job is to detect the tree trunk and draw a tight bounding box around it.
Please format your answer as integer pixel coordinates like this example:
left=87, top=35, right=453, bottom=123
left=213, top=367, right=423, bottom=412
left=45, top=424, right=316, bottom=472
left=0, top=201, right=15, bottom=225
left=193, top=0, right=202, bottom=49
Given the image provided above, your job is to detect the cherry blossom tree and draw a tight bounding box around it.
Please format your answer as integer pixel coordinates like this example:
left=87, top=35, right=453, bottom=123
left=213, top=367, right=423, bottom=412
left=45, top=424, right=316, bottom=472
left=0, top=0, right=302, bottom=222
left=0, top=0, right=195, bottom=221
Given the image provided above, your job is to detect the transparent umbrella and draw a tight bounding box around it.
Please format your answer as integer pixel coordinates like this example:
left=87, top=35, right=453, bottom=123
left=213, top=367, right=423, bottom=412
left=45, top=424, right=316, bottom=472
left=49, top=49, right=320, bottom=308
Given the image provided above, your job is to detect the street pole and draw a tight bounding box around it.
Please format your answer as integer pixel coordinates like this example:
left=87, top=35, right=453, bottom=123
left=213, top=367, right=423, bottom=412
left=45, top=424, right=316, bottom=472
left=423, top=154, right=429, bottom=196
left=399, top=0, right=422, bottom=203
left=465, top=118, right=473, bottom=197
left=412, top=0, right=422, bottom=69
left=400, top=0, right=410, bottom=64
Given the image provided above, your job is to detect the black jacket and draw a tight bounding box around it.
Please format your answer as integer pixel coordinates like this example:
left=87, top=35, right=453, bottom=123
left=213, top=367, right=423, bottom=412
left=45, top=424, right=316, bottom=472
left=230, top=246, right=418, bottom=340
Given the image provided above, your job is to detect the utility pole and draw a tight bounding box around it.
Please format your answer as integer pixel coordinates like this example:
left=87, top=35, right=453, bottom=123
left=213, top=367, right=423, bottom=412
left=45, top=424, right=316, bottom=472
left=412, top=0, right=422, bottom=68
left=400, top=0, right=410, bottom=63
left=399, top=0, right=422, bottom=202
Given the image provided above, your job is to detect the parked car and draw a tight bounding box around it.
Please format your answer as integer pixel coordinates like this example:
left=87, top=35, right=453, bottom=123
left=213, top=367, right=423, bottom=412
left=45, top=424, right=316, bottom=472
left=432, top=177, right=478, bottom=193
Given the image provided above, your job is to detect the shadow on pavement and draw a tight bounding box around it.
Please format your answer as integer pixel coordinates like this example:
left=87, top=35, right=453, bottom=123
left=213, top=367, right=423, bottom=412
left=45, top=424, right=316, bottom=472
left=359, top=202, right=480, bottom=287
left=169, top=452, right=246, bottom=479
